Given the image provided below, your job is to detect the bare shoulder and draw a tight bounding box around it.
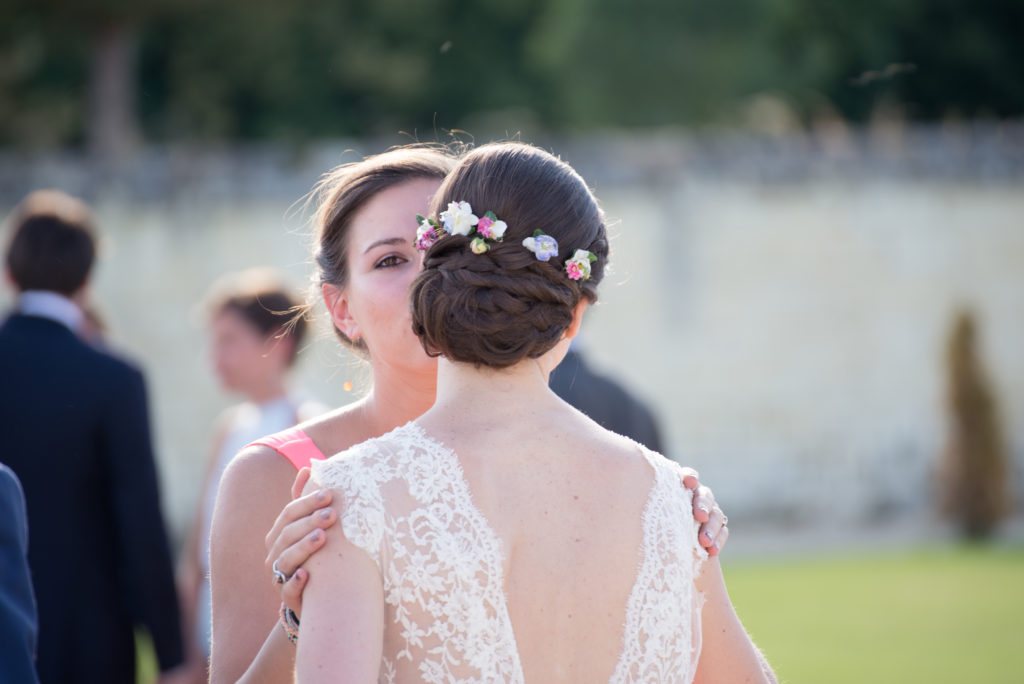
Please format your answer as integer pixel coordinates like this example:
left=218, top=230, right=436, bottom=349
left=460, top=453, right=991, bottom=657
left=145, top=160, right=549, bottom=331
left=292, top=400, right=373, bottom=457
left=578, top=416, right=654, bottom=468
left=295, top=403, right=351, bottom=434
left=546, top=411, right=658, bottom=493
left=305, top=427, right=398, bottom=491
left=216, top=444, right=297, bottom=517
left=584, top=416, right=692, bottom=482
left=208, top=443, right=302, bottom=680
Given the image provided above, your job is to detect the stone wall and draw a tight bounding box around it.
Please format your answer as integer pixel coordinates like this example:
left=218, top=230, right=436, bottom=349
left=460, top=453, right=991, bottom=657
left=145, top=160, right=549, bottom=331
left=2, top=124, right=1021, bottom=546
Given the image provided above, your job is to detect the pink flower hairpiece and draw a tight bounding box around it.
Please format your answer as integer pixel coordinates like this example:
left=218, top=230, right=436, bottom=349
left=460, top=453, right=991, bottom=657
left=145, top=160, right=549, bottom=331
left=523, top=230, right=596, bottom=281
left=415, top=202, right=597, bottom=280
left=416, top=201, right=507, bottom=254
left=564, top=248, right=597, bottom=281
left=415, top=215, right=441, bottom=250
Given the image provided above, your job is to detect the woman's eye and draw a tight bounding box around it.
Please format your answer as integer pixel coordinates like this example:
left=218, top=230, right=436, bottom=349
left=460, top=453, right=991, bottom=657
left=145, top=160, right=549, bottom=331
left=374, top=254, right=405, bottom=269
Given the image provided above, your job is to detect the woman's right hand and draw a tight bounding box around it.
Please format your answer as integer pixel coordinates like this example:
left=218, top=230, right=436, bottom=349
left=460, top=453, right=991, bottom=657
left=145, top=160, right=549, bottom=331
left=263, top=467, right=338, bottom=619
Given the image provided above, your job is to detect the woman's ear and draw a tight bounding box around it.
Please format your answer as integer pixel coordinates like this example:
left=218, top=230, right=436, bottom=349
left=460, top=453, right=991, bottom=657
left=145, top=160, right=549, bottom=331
left=564, top=299, right=589, bottom=340
left=322, top=283, right=360, bottom=341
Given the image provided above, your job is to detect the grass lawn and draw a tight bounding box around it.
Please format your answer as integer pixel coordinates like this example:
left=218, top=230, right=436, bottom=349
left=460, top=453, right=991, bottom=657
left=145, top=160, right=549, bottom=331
left=136, top=544, right=1023, bottom=683
left=135, top=630, right=158, bottom=684
left=722, top=543, right=1024, bottom=684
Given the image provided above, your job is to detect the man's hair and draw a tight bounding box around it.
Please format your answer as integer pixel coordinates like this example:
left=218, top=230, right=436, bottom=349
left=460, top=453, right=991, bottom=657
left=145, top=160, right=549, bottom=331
left=5, top=190, right=97, bottom=295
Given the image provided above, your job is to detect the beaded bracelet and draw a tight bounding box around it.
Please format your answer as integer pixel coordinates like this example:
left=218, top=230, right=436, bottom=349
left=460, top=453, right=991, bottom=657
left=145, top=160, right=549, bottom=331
left=279, top=603, right=300, bottom=645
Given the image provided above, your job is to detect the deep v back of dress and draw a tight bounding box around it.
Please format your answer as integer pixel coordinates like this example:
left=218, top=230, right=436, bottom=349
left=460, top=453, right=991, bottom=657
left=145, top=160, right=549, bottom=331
left=310, top=423, right=707, bottom=684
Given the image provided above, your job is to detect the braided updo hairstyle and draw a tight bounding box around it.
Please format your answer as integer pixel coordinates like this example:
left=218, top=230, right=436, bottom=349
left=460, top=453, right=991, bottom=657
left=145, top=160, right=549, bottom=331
left=410, top=142, right=609, bottom=368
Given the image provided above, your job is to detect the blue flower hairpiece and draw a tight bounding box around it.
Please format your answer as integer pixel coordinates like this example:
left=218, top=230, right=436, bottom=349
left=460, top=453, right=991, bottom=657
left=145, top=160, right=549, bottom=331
left=414, top=201, right=596, bottom=280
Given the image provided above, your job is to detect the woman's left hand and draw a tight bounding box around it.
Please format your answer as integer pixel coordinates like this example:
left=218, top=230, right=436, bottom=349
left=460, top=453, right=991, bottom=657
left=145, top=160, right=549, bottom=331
left=679, top=467, right=729, bottom=557
left=264, top=467, right=336, bottom=619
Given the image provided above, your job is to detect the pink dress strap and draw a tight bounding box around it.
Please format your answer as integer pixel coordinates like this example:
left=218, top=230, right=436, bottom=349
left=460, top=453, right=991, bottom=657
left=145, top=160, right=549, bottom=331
left=248, top=426, right=327, bottom=471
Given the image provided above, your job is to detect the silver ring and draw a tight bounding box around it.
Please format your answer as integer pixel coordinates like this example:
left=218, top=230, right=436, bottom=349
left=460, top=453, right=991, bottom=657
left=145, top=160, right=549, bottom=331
left=272, top=558, right=288, bottom=585
left=721, top=514, right=729, bottom=527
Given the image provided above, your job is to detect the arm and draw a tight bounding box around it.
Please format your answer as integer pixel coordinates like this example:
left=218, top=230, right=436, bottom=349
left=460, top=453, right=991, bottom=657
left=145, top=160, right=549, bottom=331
left=0, top=466, right=38, bottom=684
left=208, top=446, right=297, bottom=683
left=294, top=486, right=384, bottom=684
left=692, top=557, right=776, bottom=684
left=103, top=366, right=184, bottom=672
left=264, top=468, right=337, bottom=620
left=176, top=416, right=230, bottom=674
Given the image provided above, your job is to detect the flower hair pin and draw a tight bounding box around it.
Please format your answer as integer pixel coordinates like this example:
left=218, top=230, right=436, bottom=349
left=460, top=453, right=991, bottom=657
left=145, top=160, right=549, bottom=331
left=523, top=230, right=596, bottom=280
left=440, top=201, right=478, bottom=236
left=564, top=248, right=597, bottom=281
left=416, top=201, right=507, bottom=254
left=415, top=215, right=441, bottom=251
left=416, top=202, right=597, bottom=281
left=522, top=230, right=559, bottom=262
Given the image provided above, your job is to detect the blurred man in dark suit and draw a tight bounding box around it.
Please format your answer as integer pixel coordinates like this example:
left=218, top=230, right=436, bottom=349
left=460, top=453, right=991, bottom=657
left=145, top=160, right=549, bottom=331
left=0, top=463, right=39, bottom=683
left=550, top=345, right=665, bottom=453
left=1, top=190, right=184, bottom=683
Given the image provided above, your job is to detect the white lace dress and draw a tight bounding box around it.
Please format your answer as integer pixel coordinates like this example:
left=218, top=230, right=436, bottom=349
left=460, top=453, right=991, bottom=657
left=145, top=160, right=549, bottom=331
left=310, top=423, right=708, bottom=683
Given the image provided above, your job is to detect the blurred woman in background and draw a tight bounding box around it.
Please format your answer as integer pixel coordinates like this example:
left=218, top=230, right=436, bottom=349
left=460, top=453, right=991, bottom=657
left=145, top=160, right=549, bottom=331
left=178, top=267, right=325, bottom=682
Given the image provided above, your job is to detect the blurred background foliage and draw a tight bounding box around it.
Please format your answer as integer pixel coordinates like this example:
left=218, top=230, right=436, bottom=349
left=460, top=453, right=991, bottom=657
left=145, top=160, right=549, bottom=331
left=2, top=0, right=1022, bottom=151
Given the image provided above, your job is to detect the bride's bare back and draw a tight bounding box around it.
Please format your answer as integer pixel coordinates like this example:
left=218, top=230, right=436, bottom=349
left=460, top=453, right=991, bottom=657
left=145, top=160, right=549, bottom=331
left=302, top=407, right=706, bottom=684
left=450, top=416, right=678, bottom=681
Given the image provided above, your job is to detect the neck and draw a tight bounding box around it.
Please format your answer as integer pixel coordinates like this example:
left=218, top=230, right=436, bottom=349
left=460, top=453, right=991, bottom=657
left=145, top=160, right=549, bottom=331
left=429, top=356, right=558, bottom=424
left=17, top=290, right=85, bottom=332
left=357, top=356, right=437, bottom=437
left=245, top=376, right=289, bottom=405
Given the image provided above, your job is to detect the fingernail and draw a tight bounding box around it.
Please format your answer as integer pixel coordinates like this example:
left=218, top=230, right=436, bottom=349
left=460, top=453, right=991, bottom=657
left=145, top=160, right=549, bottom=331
left=697, top=504, right=710, bottom=514
left=705, top=530, right=714, bottom=540
left=309, top=529, right=323, bottom=542
left=319, top=508, right=333, bottom=521
left=315, top=489, right=327, bottom=502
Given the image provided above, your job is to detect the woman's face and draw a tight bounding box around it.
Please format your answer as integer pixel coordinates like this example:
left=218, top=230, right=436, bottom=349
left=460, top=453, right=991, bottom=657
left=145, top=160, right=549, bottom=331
left=210, top=308, right=279, bottom=395
left=329, top=177, right=442, bottom=376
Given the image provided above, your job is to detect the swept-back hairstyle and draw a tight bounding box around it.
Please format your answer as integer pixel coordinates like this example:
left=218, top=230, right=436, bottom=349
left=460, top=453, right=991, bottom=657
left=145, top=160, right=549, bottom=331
left=410, top=142, right=609, bottom=368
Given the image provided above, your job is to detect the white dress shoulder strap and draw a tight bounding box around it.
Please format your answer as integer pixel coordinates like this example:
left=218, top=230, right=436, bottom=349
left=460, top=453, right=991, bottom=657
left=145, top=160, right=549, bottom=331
left=611, top=446, right=708, bottom=683
left=310, top=423, right=524, bottom=683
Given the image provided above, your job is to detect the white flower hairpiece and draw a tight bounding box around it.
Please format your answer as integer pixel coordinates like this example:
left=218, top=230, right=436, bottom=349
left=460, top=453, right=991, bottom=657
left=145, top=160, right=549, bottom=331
left=421, top=201, right=506, bottom=254
left=564, top=248, right=597, bottom=281
left=415, top=202, right=597, bottom=280
left=440, top=201, right=478, bottom=236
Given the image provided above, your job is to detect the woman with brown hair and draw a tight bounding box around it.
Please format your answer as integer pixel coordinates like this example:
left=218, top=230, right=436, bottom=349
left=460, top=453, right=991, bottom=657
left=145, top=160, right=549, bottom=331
left=178, top=267, right=324, bottom=682
left=208, top=145, right=730, bottom=682
left=296, top=142, right=771, bottom=682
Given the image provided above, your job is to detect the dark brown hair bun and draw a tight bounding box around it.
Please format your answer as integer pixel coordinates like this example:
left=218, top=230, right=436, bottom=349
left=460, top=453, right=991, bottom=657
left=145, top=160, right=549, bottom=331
left=410, top=142, right=608, bottom=368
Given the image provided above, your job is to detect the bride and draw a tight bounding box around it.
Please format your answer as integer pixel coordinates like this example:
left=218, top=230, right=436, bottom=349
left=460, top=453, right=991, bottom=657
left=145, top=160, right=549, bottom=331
left=295, top=142, right=775, bottom=683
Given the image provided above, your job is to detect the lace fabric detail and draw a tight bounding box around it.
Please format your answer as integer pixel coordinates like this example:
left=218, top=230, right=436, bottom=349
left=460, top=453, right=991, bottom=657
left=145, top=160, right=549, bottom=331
left=611, top=450, right=709, bottom=683
left=310, top=423, right=707, bottom=683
